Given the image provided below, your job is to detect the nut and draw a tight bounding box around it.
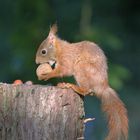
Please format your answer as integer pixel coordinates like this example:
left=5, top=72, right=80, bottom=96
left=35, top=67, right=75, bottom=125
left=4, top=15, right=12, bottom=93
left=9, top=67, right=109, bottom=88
left=36, top=63, right=52, bottom=78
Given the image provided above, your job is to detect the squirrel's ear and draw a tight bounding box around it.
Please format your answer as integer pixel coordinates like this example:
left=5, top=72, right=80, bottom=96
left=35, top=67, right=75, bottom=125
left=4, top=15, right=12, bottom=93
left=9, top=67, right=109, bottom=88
left=48, top=24, right=58, bottom=45
left=49, top=24, right=58, bottom=35
left=48, top=33, right=56, bottom=45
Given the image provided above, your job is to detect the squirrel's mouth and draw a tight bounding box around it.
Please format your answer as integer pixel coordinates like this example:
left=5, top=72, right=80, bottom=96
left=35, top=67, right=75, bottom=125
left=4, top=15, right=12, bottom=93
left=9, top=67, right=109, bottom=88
left=48, top=60, right=57, bottom=69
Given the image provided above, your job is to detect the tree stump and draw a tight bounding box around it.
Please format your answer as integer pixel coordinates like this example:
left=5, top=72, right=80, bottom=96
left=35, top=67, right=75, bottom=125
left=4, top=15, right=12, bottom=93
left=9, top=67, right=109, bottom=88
left=0, top=83, right=85, bottom=140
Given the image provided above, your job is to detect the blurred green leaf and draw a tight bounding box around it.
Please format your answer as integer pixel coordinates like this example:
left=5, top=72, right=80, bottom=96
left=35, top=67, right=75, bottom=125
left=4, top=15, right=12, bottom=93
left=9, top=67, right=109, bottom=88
left=109, top=64, right=131, bottom=89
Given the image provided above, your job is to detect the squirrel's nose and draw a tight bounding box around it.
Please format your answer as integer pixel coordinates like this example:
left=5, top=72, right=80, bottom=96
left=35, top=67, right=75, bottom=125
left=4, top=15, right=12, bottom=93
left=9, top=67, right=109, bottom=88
left=35, top=58, right=39, bottom=64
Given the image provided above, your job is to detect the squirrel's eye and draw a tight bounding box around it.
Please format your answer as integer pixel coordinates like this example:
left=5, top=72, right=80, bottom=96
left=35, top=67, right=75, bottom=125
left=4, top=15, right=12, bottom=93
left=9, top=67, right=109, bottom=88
left=41, top=49, right=47, bottom=55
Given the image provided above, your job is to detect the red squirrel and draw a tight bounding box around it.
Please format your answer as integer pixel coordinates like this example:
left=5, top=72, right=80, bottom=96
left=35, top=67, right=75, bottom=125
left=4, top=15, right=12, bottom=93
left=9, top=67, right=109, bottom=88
left=36, top=24, right=128, bottom=140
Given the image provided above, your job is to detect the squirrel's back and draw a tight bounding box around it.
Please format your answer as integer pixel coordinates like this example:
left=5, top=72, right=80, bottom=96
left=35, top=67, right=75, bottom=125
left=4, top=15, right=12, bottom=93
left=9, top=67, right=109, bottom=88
left=72, top=41, right=106, bottom=58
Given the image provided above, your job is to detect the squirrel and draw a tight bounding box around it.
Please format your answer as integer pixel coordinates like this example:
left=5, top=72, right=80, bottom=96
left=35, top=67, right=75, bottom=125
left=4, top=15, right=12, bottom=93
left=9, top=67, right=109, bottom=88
left=35, top=24, right=128, bottom=140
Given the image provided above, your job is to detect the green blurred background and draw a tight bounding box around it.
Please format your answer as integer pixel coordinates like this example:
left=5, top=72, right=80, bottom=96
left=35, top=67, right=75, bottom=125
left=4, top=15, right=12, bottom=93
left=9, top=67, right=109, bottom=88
left=0, top=0, right=139, bottom=139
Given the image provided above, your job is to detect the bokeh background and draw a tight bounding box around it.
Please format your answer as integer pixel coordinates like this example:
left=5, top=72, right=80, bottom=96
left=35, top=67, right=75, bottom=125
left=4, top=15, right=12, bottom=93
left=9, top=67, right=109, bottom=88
left=0, top=0, right=140, bottom=139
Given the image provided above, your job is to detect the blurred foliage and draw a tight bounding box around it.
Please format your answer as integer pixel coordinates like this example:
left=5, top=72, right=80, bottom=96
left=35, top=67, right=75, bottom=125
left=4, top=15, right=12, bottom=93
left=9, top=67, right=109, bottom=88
left=0, top=0, right=140, bottom=139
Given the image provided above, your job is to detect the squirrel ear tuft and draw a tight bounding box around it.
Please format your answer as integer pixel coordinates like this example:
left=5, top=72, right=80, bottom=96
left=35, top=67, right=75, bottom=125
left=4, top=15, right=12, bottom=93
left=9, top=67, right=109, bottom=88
left=48, top=24, right=58, bottom=45
left=50, top=24, right=58, bottom=35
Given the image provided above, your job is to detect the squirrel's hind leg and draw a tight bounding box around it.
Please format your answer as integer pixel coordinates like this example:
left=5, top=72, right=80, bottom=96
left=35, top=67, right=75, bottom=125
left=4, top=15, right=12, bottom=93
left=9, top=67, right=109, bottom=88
left=57, top=82, right=90, bottom=96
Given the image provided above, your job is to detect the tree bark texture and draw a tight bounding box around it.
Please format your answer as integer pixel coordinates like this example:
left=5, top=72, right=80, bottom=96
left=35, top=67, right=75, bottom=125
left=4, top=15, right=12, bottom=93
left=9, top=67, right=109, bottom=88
left=0, top=84, right=85, bottom=140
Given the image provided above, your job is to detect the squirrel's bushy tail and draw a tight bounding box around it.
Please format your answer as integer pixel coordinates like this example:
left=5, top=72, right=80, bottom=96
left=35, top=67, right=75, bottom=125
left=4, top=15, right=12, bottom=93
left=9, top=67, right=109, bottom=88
left=96, top=87, right=128, bottom=140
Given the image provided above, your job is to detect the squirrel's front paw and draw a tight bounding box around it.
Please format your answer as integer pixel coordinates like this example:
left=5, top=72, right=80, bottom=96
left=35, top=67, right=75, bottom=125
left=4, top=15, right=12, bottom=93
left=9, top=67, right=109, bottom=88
left=57, top=82, right=72, bottom=89
left=37, top=74, right=47, bottom=80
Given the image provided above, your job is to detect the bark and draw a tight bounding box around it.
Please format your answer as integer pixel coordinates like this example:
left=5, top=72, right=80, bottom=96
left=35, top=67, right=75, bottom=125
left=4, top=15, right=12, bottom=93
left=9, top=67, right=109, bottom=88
left=0, top=83, right=85, bottom=140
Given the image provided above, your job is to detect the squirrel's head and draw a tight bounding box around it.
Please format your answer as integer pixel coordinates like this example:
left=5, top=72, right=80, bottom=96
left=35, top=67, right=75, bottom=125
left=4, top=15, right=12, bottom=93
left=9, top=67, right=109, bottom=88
left=36, top=24, right=58, bottom=67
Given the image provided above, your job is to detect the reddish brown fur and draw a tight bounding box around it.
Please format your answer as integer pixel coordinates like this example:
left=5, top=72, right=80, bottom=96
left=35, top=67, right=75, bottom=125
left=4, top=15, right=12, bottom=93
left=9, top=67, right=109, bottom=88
left=36, top=25, right=128, bottom=140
